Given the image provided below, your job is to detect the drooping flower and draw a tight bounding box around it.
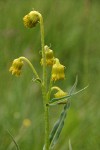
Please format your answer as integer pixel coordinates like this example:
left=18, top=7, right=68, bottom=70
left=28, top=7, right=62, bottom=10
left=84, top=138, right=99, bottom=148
left=9, top=58, right=23, bottom=76
left=41, top=45, right=54, bottom=66
left=51, top=86, right=67, bottom=98
left=23, top=11, right=40, bottom=28
left=52, top=58, right=65, bottom=81
left=54, top=89, right=67, bottom=98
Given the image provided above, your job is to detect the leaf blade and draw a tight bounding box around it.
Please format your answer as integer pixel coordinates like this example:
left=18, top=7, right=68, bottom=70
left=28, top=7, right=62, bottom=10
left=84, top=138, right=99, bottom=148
left=49, top=101, right=70, bottom=149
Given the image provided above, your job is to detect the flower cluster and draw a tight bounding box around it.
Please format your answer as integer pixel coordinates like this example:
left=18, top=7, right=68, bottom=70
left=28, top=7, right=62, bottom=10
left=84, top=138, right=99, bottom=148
left=9, top=58, right=23, bottom=76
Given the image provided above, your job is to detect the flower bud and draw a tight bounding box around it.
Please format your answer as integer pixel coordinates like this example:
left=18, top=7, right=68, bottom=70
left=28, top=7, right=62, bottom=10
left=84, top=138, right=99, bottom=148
left=41, top=45, right=54, bottom=66
left=23, top=11, right=40, bottom=28
left=52, top=58, right=65, bottom=81
left=9, top=58, right=23, bottom=76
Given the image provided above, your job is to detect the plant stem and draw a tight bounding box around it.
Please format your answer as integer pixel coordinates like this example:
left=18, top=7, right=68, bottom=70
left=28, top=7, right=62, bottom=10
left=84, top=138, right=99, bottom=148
left=19, top=56, right=39, bottom=79
left=39, top=14, right=49, bottom=150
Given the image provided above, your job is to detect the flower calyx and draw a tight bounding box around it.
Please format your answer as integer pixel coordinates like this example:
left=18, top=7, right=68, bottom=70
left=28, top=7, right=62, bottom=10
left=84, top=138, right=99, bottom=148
left=51, top=58, right=65, bottom=81
left=23, top=10, right=40, bottom=28
left=9, top=58, right=23, bottom=76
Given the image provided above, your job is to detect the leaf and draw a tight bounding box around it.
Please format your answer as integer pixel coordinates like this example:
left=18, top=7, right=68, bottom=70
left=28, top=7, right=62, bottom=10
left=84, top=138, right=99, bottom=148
left=69, top=75, right=78, bottom=95
left=49, top=101, right=70, bottom=149
left=49, top=95, right=71, bottom=105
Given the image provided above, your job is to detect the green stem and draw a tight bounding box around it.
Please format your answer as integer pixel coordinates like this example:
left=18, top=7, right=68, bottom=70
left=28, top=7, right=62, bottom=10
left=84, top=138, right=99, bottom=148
left=47, top=78, right=53, bottom=101
left=19, top=56, right=39, bottom=79
left=39, top=14, right=49, bottom=150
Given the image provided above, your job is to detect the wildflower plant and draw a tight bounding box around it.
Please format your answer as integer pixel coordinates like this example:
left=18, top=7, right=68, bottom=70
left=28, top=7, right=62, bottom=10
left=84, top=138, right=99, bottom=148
left=9, top=10, right=87, bottom=150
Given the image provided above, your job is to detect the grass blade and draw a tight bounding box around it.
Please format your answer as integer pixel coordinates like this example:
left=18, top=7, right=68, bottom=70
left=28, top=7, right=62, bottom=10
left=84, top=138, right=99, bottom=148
left=69, top=139, right=72, bottom=150
left=7, top=130, right=20, bottom=150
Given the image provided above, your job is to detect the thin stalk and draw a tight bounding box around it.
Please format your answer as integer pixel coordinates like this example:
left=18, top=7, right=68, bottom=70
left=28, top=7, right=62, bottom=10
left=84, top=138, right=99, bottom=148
left=19, top=56, right=39, bottom=79
left=39, top=14, right=49, bottom=150
left=47, top=78, right=53, bottom=101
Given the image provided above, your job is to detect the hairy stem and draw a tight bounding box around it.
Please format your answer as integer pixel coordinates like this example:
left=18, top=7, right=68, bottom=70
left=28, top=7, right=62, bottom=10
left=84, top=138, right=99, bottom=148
left=39, top=14, right=49, bottom=150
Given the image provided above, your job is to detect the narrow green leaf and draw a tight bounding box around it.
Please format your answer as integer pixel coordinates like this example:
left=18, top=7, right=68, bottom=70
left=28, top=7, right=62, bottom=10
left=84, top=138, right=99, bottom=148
left=49, top=95, right=71, bottom=105
left=49, top=101, right=70, bottom=149
left=69, top=76, right=78, bottom=95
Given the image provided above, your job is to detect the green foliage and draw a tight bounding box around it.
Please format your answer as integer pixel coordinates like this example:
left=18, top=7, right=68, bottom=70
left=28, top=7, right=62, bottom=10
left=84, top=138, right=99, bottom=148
left=49, top=102, right=70, bottom=149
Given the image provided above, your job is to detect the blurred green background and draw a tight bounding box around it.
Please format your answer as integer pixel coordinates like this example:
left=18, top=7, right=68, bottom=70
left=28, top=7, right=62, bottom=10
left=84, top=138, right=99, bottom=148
left=0, top=0, right=100, bottom=149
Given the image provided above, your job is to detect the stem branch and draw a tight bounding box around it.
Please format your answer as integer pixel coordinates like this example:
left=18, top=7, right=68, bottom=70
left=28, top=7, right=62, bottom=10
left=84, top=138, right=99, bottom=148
left=20, top=56, right=39, bottom=79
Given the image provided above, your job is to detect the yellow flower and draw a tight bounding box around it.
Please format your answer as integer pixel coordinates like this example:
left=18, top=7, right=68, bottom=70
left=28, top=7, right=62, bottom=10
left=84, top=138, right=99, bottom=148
left=9, top=58, right=23, bottom=76
left=41, top=45, right=54, bottom=66
left=54, top=89, right=67, bottom=98
left=51, top=86, right=67, bottom=98
left=23, top=11, right=40, bottom=28
left=52, top=58, right=65, bottom=81
left=23, top=118, right=31, bottom=127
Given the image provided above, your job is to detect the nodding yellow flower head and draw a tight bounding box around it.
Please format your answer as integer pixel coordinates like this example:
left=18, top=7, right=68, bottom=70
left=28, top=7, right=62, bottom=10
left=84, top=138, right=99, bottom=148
left=41, top=45, right=54, bottom=66
left=23, top=118, right=31, bottom=128
left=9, top=58, right=23, bottom=76
left=54, top=88, right=67, bottom=98
left=52, top=58, right=65, bottom=81
left=23, top=11, right=40, bottom=28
